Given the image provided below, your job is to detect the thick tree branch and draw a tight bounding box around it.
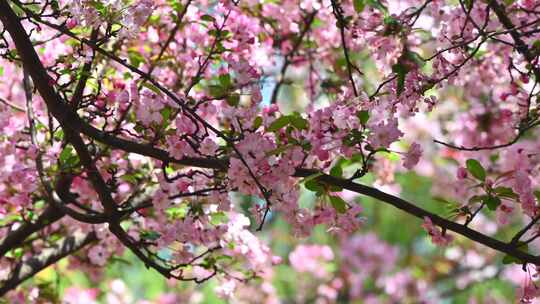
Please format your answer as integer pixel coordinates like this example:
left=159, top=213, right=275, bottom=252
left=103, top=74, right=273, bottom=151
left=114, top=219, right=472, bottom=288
left=0, top=231, right=96, bottom=296
left=294, top=168, right=540, bottom=265
left=0, top=206, right=64, bottom=257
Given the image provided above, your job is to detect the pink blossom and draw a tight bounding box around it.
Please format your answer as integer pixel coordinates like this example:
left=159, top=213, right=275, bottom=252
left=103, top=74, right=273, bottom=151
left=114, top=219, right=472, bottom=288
left=88, top=245, right=108, bottom=266
left=520, top=279, right=540, bottom=303
left=422, top=216, right=453, bottom=246
left=496, top=202, right=514, bottom=225
left=402, top=142, right=422, bottom=169
left=457, top=167, right=468, bottom=179
left=370, top=118, right=404, bottom=148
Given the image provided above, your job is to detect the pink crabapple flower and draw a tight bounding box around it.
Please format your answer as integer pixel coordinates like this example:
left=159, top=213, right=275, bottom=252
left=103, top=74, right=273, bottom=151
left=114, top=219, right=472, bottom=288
left=402, top=142, right=423, bottom=169
left=422, top=216, right=453, bottom=246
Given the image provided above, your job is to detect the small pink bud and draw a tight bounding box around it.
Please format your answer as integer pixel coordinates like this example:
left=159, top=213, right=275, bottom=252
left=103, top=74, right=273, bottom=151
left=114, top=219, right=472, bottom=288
left=500, top=92, right=510, bottom=101
left=113, top=81, right=125, bottom=90
left=457, top=167, right=468, bottom=179
left=67, top=19, right=77, bottom=29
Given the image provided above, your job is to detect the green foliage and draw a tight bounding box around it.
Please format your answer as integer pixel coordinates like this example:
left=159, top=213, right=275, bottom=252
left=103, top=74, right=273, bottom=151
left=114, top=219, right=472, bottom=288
left=267, top=112, right=309, bottom=132
left=466, top=159, right=486, bottom=181
left=329, top=195, right=347, bottom=213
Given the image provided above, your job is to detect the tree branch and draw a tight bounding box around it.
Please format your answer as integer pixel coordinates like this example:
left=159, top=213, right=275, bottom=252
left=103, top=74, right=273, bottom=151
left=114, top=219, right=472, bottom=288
left=294, top=168, right=540, bottom=265
left=0, top=206, right=64, bottom=257
left=0, top=231, right=97, bottom=296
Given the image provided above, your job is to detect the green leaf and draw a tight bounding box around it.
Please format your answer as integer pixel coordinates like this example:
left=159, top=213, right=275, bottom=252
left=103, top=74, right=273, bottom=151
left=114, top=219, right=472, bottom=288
left=160, top=107, right=172, bottom=122
left=290, top=115, right=308, bottom=130
left=128, top=50, right=145, bottom=68
left=469, top=195, right=488, bottom=204
left=166, top=204, right=189, bottom=219
left=200, top=14, right=216, bottom=22
left=366, top=0, right=388, bottom=12
left=170, top=0, right=184, bottom=13
left=142, top=82, right=161, bottom=95
left=121, top=174, right=138, bottom=184
left=502, top=254, right=522, bottom=264
left=329, top=185, right=343, bottom=192
left=484, top=196, right=501, bottom=211
left=54, top=129, right=64, bottom=140
left=466, top=159, right=486, bottom=181
left=267, top=116, right=290, bottom=132
left=392, top=62, right=408, bottom=96
left=226, top=94, right=240, bottom=107
left=305, top=179, right=324, bottom=193
left=13, top=248, right=23, bottom=259
left=534, top=190, right=540, bottom=203
left=219, top=74, right=232, bottom=88
left=50, top=0, right=59, bottom=10
left=88, top=1, right=106, bottom=15
left=353, top=0, right=365, bottom=13
left=165, top=165, right=175, bottom=175
left=533, top=40, right=540, bottom=52
left=59, top=145, right=73, bottom=163
left=493, top=187, right=518, bottom=199
left=209, top=85, right=226, bottom=97
left=252, top=116, right=263, bottom=130
left=210, top=212, right=228, bottom=225
left=141, top=231, right=161, bottom=241
left=329, top=195, right=347, bottom=213
left=356, top=110, right=369, bottom=125
left=330, top=164, right=343, bottom=178
left=405, top=51, right=425, bottom=67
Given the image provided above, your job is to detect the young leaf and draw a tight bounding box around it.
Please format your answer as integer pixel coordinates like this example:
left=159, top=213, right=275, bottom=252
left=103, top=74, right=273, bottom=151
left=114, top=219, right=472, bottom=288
left=330, top=164, right=343, bottom=178
left=305, top=179, right=324, bottom=194
left=290, top=116, right=308, bottom=130
left=357, top=110, right=369, bottom=125
left=534, top=190, right=540, bottom=203
left=469, top=195, right=488, bottom=204
left=353, top=0, right=365, bottom=13
left=59, top=146, right=73, bottom=163
left=200, top=14, right=216, bottom=22
left=502, top=254, right=522, bottom=265
left=226, top=94, right=240, bottom=107
left=493, top=187, right=518, bottom=199
left=484, top=196, right=501, bottom=211
left=392, top=62, right=408, bottom=96
left=329, top=195, right=347, bottom=213
left=267, top=116, right=290, bottom=132
left=141, top=231, right=161, bottom=241
left=252, top=116, right=263, bottom=130
left=466, top=159, right=486, bottom=181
